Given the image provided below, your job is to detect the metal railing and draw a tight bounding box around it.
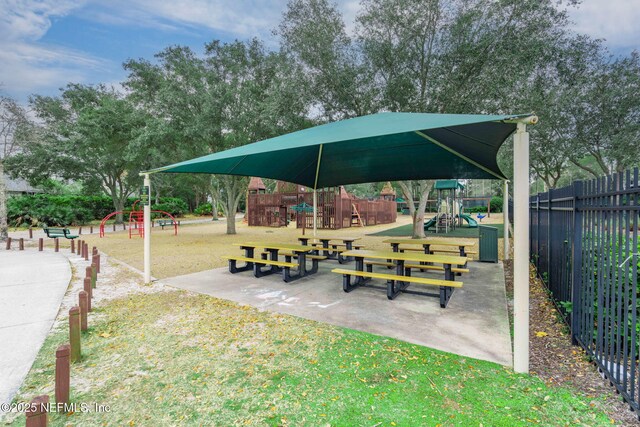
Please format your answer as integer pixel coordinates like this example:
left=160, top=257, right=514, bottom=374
left=530, top=168, right=640, bottom=413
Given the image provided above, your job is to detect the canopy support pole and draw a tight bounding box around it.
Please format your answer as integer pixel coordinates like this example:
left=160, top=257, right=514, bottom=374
left=503, top=180, right=510, bottom=260
left=513, top=122, right=530, bottom=373
left=313, top=189, right=317, bottom=237
left=143, top=174, right=151, bottom=284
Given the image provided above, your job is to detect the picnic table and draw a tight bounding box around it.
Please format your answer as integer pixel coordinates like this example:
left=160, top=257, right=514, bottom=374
left=332, top=249, right=467, bottom=307
left=298, top=236, right=361, bottom=262
left=224, top=242, right=324, bottom=282
left=382, top=238, right=476, bottom=258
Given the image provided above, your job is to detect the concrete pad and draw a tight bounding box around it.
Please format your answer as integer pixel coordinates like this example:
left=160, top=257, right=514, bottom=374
left=0, top=251, right=71, bottom=407
left=162, top=261, right=512, bottom=366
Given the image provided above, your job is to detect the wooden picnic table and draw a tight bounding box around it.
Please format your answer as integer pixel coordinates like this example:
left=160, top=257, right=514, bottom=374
left=231, top=242, right=321, bottom=281
left=298, top=236, right=361, bottom=262
left=334, top=249, right=467, bottom=306
left=382, top=238, right=476, bottom=258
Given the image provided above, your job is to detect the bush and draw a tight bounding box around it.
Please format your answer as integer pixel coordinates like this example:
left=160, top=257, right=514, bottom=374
left=194, top=203, right=213, bottom=216
left=152, top=198, right=188, bottom=217
left=490, top=196, right=503, bottom=213
left=466, top=206, right=487, bottom=214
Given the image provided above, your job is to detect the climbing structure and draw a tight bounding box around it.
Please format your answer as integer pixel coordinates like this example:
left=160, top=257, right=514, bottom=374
left=99, top=200, right=179, bottom=238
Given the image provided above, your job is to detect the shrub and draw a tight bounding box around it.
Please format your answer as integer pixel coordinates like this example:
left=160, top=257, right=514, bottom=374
left=490, top=196, right=503, bottom=213
left=152, top=198, right=188, bottom=217
left=194, top=203, right=213, bottom=216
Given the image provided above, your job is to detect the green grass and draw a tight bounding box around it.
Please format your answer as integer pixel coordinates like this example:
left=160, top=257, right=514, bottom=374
left=3, top=291, right=613, bottom=426
left=369, top=223, right=504, bottom=238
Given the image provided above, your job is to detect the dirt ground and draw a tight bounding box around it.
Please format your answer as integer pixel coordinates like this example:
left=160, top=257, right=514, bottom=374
left=77, top=214, right=502, bottom=279
left=503, top=260, right=639, bottom=426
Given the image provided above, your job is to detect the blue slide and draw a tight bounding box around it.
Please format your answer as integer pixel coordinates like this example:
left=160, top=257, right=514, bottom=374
left=459, top=214, right=478, bottom=228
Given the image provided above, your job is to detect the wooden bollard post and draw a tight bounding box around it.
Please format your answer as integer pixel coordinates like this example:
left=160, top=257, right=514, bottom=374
left=78, top=226, right=82, bottom=235
left=112, top=223, right=116, bottom=231
left=54, top=238, right=59, bottom=252
left=83, top=277, right=92, bottom=310
left=25, top=395, right=49, bottom=427
left=70, top=239, right=75, bottom=253
left=69, top=307, right=81, bottom=363
left=28, top=227, right=33, bottom=239
left=84, top=243, right=89, bottom=261
left=95, top=254, right=101, bottom=273
left=19, top=238, right=24, bottom=250
left=38, top=238, right=43, bottom=251
left=55, top=344, right=70, bottom=406
left=91, top=264, right=97, bottom=289
left=76, top=239, right=82, bottom=255
left=5, top=237, right=10, bottom=250
left=90, top=225, right=93, bottom=234
left=79, top=291, right=88, bottom=331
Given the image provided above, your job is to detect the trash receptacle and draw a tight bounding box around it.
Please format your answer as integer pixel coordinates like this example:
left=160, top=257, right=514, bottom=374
left=479, top=225, right=498, bottom=263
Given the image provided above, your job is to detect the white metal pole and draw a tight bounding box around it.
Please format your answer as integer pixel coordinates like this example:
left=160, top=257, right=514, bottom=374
left=513, top=123, right=530, bottom=373
left=503, top=180, right=510, bottom=260
left=143, top=174, right=151, bottom=284
left=313, top=189, right=318, bottom=237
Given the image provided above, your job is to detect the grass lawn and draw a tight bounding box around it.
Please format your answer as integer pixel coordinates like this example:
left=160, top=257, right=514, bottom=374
left=4, top=290, right=614, bottom=426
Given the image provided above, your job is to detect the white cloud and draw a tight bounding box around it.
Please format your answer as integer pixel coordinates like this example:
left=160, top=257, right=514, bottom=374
left=0, top=0, right=105, bottom=100
left=568, top=0, right=640, bottom=52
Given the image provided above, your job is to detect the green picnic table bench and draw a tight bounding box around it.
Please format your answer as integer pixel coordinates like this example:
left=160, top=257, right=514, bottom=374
left=42, top=227, right=78, bottom=239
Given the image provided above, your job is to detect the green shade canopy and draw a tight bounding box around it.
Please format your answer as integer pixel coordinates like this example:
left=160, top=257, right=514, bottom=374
left=151, top=112, right=529, bottom=187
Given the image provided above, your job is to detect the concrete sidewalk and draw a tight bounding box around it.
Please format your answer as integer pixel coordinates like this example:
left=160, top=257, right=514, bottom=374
left=0, top=251, right=71, bottom=407
left=162, top=260, right=512, bottom=366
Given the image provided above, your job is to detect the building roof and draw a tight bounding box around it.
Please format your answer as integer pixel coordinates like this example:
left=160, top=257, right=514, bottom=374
left=248, top=176, right=266, bottom=191
left=4, top=175, right=42, bottom=193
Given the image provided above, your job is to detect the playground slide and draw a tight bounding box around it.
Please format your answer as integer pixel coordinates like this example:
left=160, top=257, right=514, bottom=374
left=424, top=216, right=437, bottom=230
left=459, top=214, right=479, bottom=228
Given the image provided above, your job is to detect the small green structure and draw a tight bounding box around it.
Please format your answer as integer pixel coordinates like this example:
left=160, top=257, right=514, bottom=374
left=425, top=180, right=478, bottom=233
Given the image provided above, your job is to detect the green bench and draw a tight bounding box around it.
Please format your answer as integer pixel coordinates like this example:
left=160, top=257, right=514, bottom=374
left=157, top=219, right=180, bottom=229
left=42, top=227, right=78, bottom=239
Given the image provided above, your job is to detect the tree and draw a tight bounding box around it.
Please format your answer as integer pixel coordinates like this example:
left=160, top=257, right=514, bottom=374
left=125, top=39, right=309, bottom=234
left=0, top=95, right=30, bottom=240
left=8, top=84, right=148, bottom=223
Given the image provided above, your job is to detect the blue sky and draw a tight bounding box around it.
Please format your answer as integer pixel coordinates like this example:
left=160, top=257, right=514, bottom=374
left=0, top=0, right=638, bottom=103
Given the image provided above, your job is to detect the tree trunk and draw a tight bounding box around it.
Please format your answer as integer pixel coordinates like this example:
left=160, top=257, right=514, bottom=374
left=0, top=161, right=9, bottom=241
left=398, top=180, right=433, bottom=238
left=211, top=195, right=219, bottom=221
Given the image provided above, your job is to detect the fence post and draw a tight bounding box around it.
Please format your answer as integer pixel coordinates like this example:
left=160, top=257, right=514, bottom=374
left=91, top=263, right=97, bottom=289
left=79, top=291, right=88, bottom=331
left=69, top=307, right=81, bottom=363
left=83, top=277, right=92, bottom=311
left=76, top=239, right=82, bottom=256
left=54, top=238, right=59, bottom=252
left=55, top=344, right=70, bottom=406
left=25, top=395, right=48, bottom=427
left=571, top=180, right=584, bottom=345
left=28, top=227, right=33, bottom=239
left=38, top=238, right=43, bottom=251
left=70, top=239, right=74, bottom=253
left=84, top=243, right=89, bottom=261
left=5, top=237, right=10, bottom=250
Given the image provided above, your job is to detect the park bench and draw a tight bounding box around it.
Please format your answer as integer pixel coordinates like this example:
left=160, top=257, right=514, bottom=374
left=42, top=227, right=78, bottom=239
left=363, top=260, right=470, bottom=275
left=331, top=268, right=462, bottom=307
left=157, top=219, right=180, bottom=230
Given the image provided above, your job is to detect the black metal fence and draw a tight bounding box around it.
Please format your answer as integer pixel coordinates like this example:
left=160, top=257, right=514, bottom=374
left=530, top=168, right=640, bottom=414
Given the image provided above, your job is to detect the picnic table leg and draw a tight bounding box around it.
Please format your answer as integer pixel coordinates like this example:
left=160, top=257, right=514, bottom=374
left=458, top=245, right=468, bottom=271
left=342, top=241, right=354, bottom=262
left=439, top=286, right=454, bottom=308
left=353, top=257, right=369, bottom=285
left=321, top=240, right=333, bottom=258
left=444, top=264, right=454, bottom=281
left=267, top=249, right=281, bottom=273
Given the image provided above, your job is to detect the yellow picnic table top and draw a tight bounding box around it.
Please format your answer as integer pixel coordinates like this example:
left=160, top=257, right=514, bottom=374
left=382, top=238, right=476, bottom=247
left=298, top=236, right=361, bottom=242
left=342, top=249, right=467, bottom=266
left=233, top=242, right=315, bottom=252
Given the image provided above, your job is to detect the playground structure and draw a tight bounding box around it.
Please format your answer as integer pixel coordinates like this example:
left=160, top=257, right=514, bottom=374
left=99, top=200, right=178, bottom=238
left=424, top=180, right=479, bottom=233
left=246, top=179, right=397, bottom=229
